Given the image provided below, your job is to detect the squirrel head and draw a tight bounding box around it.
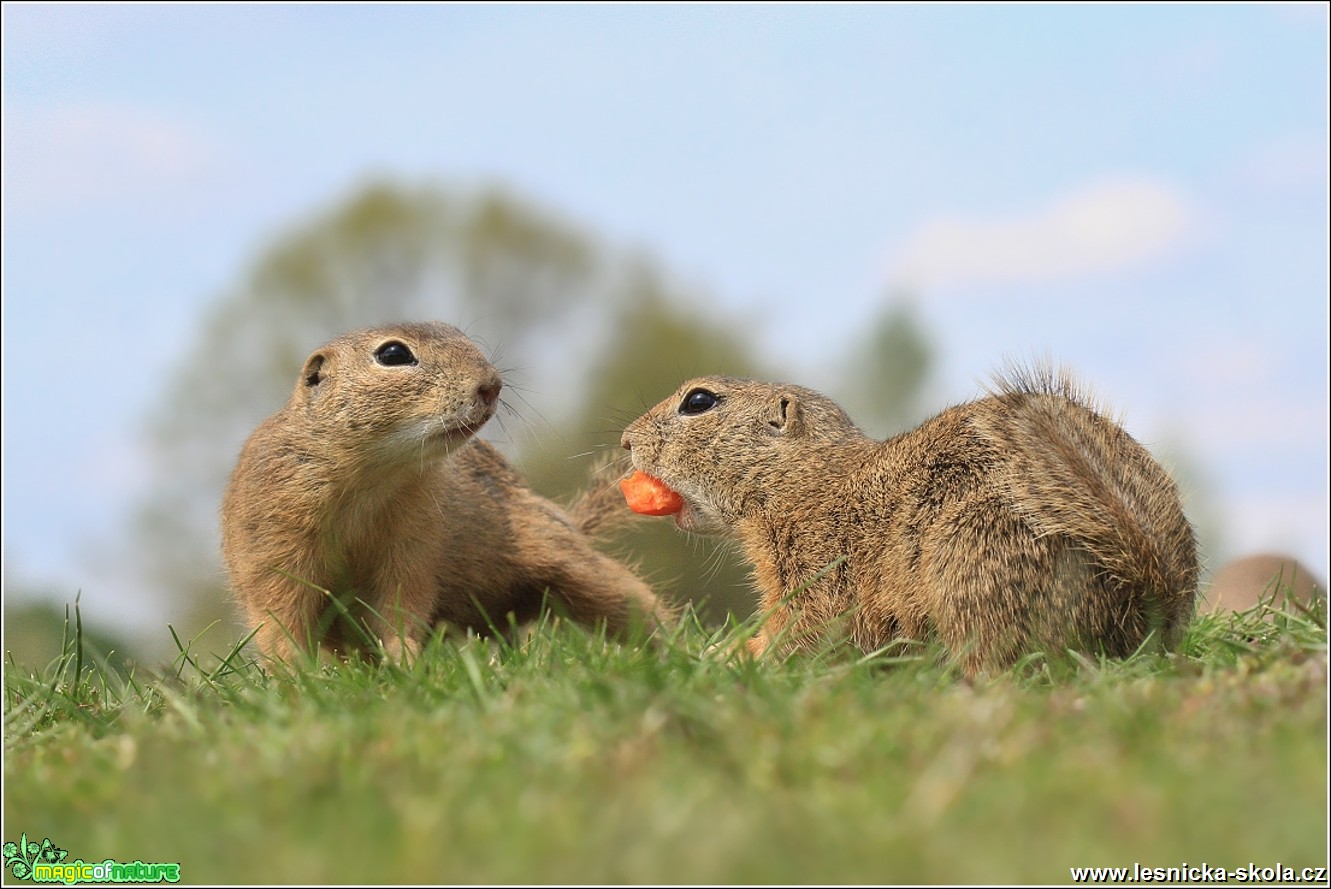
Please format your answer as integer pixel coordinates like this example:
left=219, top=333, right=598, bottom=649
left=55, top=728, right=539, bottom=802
left=288, top=322, right=502, bottom=468
left=621, top=376, right=863, bottom=533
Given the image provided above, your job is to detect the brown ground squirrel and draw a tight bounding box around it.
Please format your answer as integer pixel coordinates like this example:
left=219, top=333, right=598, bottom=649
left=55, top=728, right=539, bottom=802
left=1204, top=553, right=1325, bottom=612
left=221, top=321, right=669, bottom=660
left=621, top=368, right=1199, bottom=674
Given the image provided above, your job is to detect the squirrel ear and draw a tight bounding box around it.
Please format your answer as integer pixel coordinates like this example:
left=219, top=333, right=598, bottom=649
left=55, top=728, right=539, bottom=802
left=302, top=352, right=327, bottom=389
left=766, top=392, right=801, bottom=435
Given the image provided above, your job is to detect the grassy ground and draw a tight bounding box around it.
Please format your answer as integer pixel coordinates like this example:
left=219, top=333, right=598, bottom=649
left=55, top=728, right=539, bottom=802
left=4, top=598, right=1327, bottom=885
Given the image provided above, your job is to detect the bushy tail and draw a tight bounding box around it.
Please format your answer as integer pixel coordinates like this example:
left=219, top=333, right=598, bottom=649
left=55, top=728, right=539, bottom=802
left=978, top=365, right=1199, bottom=646
left=565, top=450, right=637, bottom=538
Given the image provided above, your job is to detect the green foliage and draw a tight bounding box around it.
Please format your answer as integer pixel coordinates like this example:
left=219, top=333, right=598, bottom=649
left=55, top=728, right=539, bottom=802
left=5, top=597, right=1325, bottom=884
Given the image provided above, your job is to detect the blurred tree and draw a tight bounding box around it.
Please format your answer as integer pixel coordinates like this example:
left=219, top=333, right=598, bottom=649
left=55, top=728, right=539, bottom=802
left=836, top=295, right=936, bottom=439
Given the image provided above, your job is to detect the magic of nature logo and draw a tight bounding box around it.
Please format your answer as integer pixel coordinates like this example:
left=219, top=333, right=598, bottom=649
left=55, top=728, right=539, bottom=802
left=3, top=834, right=180, bottom=884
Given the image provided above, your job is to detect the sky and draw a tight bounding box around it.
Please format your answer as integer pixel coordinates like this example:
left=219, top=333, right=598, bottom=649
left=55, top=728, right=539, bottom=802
left=2, top=3, right=1328, bottom=638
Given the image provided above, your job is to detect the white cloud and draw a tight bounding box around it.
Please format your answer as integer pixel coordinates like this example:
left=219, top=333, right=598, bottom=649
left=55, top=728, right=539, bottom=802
left=887, top=178, right=1196, bottom=292
left=2, top=103, right=222, bottom=214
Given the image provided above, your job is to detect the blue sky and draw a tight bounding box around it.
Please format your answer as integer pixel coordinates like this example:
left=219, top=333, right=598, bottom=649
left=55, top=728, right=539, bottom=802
left=3, top=3, right=1327, bottom=633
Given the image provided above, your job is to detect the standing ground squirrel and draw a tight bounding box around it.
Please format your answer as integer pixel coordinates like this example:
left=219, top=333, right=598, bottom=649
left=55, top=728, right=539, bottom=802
left=221, top=322, right=669, bottom=660
left=621, top=368, right=1198, bottom=674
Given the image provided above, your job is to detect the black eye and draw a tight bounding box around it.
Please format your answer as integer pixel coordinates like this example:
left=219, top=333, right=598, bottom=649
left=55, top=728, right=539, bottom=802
left=679, top=388, right=720, bottom=415
left=374, top=341, right=417, bottom=367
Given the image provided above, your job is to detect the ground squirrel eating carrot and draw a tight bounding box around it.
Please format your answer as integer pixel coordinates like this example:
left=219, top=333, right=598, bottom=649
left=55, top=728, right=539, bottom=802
left=621, top=367, right=1198, bottom=675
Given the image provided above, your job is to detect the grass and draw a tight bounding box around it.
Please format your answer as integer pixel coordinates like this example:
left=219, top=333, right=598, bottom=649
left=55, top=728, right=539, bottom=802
left=3, top=596, right=1327, bottom=885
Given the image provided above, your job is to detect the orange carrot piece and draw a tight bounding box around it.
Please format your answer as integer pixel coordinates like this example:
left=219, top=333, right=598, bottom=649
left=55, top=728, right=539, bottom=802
left=620, top=471, right=684, bottom=516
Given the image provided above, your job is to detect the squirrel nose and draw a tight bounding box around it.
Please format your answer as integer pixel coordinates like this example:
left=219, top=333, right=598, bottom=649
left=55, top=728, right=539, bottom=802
left=477, top=375, right=502, bottom=408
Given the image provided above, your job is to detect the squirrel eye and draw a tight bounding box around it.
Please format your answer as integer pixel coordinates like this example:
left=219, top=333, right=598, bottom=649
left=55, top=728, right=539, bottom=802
left=374, top=341, right=417, bottom=367
left=679, top=388, right=720, bottom=415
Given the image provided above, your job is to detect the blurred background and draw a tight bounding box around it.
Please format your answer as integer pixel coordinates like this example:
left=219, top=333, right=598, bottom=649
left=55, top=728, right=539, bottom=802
left=3, top=4, right=1327, bottom=666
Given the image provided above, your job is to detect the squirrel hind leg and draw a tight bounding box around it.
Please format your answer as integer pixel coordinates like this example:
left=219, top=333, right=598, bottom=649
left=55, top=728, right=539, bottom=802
left=508, top=505, right=673, bottom=641
left=542, top=548, right=673, bottom=640
left=930, top=525, right=1162, bottom=673
left=527, top=542, right=670, bottom=638
left=924, top=498, right=1126, bottom=673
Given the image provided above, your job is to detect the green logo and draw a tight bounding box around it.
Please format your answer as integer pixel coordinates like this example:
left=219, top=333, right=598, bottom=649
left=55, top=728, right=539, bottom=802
left=3, top=835, right=180, bottom=884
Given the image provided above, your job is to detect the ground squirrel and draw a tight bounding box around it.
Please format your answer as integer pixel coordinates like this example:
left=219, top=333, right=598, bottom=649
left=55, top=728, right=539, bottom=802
left=621, top=368, right=1199, bottom=674
left=221, top=321, right=668, bottom=660
left=1204, top=553, right=1325, bottom=612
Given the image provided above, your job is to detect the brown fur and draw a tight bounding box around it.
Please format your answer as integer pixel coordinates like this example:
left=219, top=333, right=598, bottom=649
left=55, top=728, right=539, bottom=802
left=621, top=367, right=1199, bottom=675
left=221, top=322, right=669, bottom=660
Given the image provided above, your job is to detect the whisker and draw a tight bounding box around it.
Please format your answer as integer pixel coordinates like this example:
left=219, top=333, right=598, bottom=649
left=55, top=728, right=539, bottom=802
left=497, top=398, right=547, bottom=449
left=497, top=383, right=557, bottom=437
